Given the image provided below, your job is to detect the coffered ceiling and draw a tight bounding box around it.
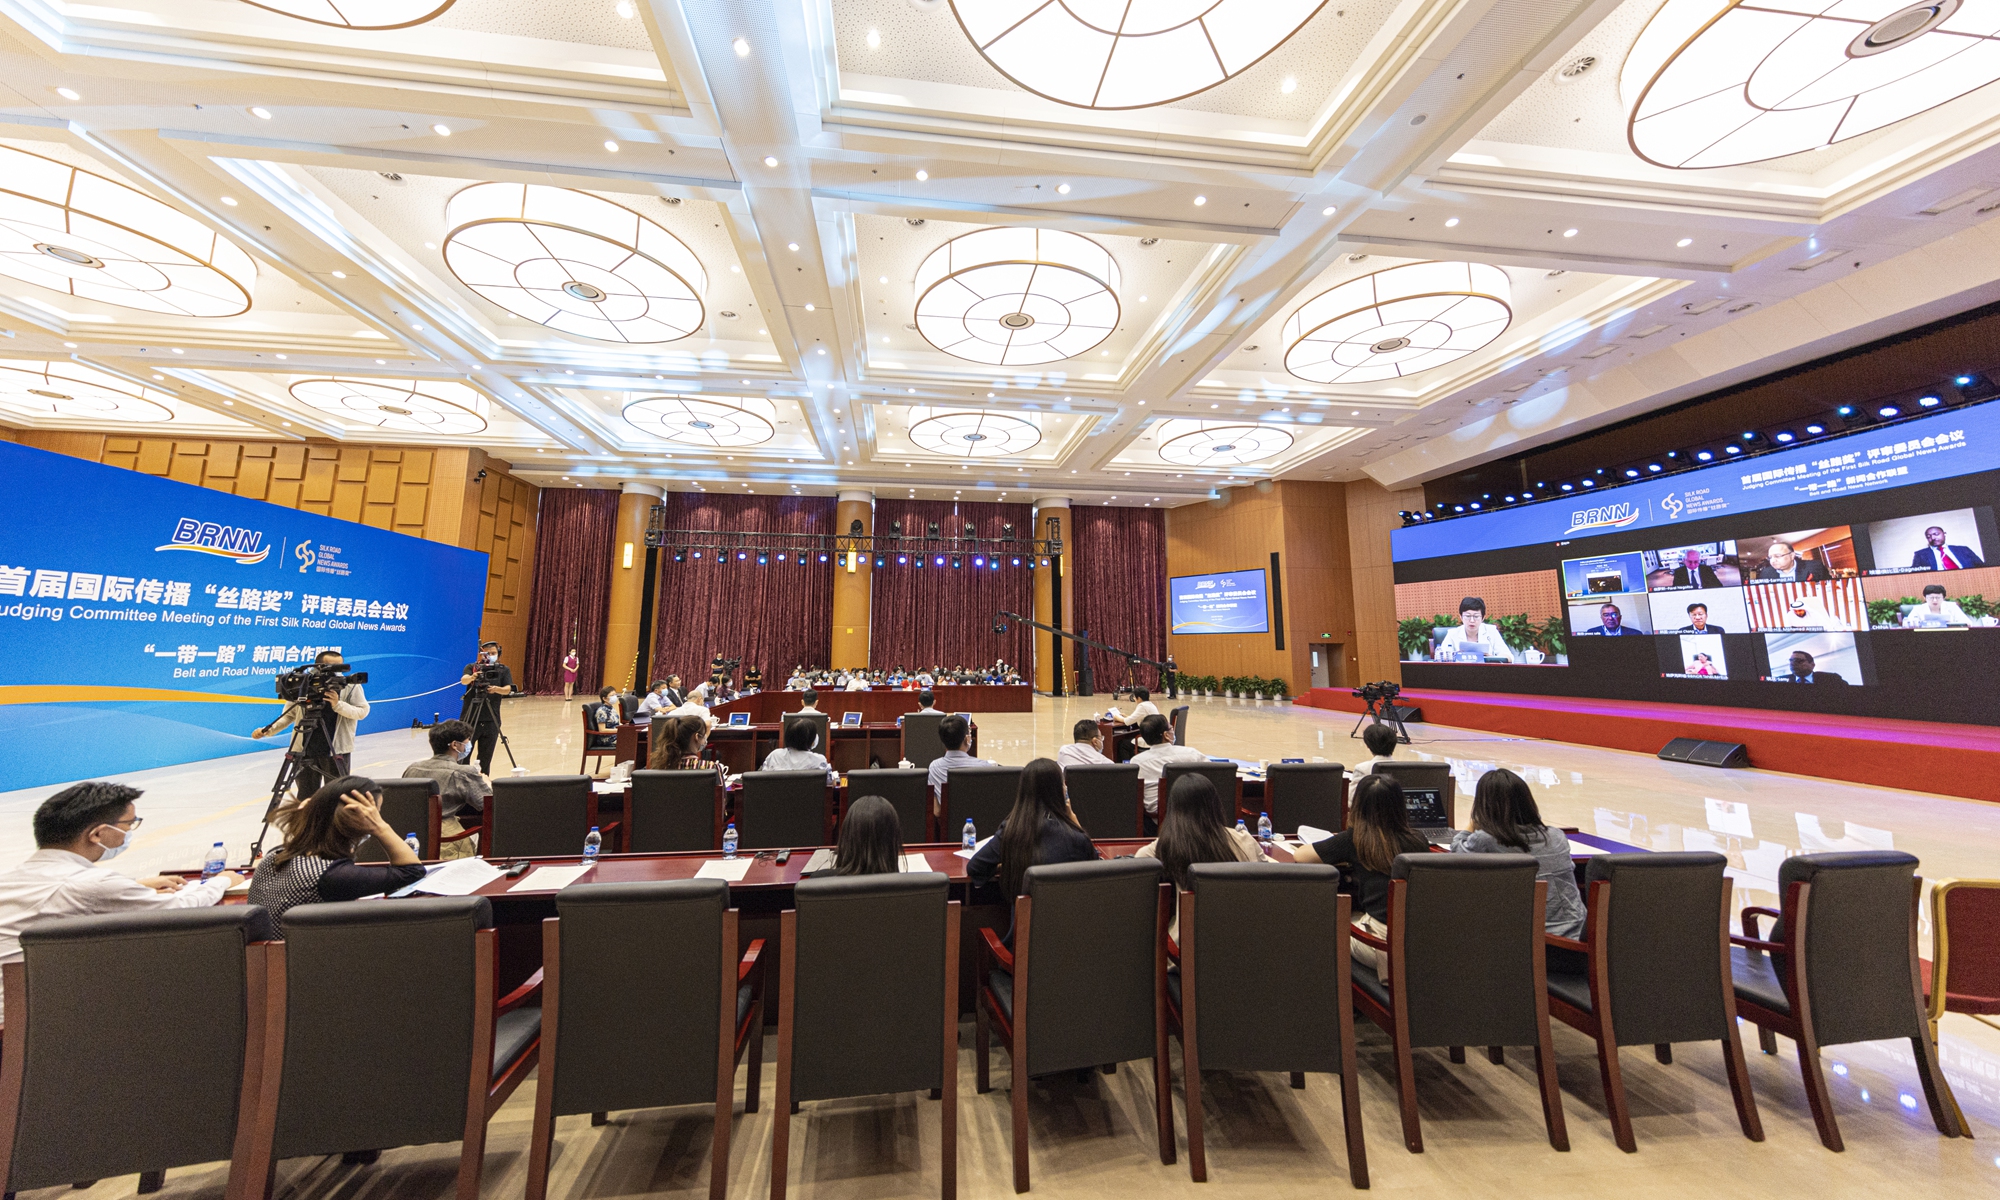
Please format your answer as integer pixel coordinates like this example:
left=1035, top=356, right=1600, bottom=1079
left=7, top=0, right=2000, bottom=507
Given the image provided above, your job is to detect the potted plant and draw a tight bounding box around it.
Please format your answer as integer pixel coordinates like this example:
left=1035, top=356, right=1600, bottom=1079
left=1270, top=677, right=1291, bottom=701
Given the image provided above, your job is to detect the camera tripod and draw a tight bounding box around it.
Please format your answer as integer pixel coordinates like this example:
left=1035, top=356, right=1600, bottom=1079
left=462, top=682, right=520, bottom=773
left=1351, top=690, right=1412, bottom=744
left=248, top=707, right=343, bottom=864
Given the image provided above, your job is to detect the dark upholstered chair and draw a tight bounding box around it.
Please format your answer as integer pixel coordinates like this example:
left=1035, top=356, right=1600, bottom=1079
left=526, top=881, right=766, bottom=1200
left=736, top=770, right=831, bottom=849
left=1160, top=762, right=1240, bottom=820
left=901, top=712, right=947, bottom=770
left=975, top=859, right=1172, bottom=1192
left=1263, top=763, right=1348, bottom=833
left=1171, top=863, right=1366, bottom=1186
left=1351, top=853, right=1568, bottom=1153
left=1731, top=851, right=1965, bottom=1150
left=239, top=896, right=541, bottom=1200
left=1370, top=762, right=1455, bottom=821
left=581, top=703, right=618, bottom=774
left=358, top=777, right=441, bottom=861
left=1544, top=852, right=1762, bottom=1152
left=1169, top=705, right=1188, bottom=748
left=1063, top=763, right=1144, bottom=838
left=848, top=768, right=931, bottom=845
left=627, top=769, right=724, bottom=852
left=941, top=766, right=1022, bottom=843
left=773, top=874, right=959, bottom=1200
left=781, top=712, right=831, bottom=756
left=1926, top=876, right=2000, bottom=1136
left=485, top=775, right=608, bottom=858
left=0, top=907, right=275, bottom=1198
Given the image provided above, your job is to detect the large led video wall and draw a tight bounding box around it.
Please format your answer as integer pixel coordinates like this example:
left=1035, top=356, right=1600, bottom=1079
left=1389, top=400, right=2000, bottom=723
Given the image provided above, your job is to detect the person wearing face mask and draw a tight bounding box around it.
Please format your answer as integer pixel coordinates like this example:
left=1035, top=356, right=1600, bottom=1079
left=400, top=719, right=490, bottom=860
left=0, top=782, right=241, bottom=1022
left=458, top=640, right=516, bottom=775
left=245, top=776, right=427, bottom=934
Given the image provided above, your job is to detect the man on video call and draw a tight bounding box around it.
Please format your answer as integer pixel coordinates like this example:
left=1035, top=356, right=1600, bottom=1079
left=1670, top=548, right=1725, bottom=589
left=1677, top=602, right=1725, bottom=633
left=1582, top=602, right=1647, bottom=635
left=1777, top=649, right=1847, bottom=685
left=1911, top=525, right=1985, bottom=570
left=1754, top=540, right=1831, bottom=582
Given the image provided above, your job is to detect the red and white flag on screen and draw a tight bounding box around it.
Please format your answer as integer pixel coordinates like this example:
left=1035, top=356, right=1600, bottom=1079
left=1742, top=578, right=1865, bottom=632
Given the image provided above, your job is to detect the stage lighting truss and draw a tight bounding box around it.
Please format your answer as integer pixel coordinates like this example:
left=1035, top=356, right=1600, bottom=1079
left=238, top=0, right=455, bottom=29
left=1155, top=419, right=1294, bottom=466
left=0, top=360, right=175, bottom=423
left=0, top=144, right=255, bottom=318
left=1624, top=1, right=2000, bottom=170
left=913, top=227, right=1120, bottom=366
left=906, top=408, right=1044, bottom=458
left=288, top=376, right=490, bottom=435
left=950, top=0, right=1324, bottom=109
left=443, top=183, right=706, bottom=344
left=623, top=394, right=778, bottom=448
left=1282, top=261, right=1511, bottom=385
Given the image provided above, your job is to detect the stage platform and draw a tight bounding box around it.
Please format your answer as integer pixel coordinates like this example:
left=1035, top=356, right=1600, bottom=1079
left=1299, top=686, right=2000, bottom=804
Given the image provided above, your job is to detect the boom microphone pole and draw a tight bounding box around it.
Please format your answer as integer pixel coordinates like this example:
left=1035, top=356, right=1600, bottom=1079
left=995, top=611, right=1169, bottom=697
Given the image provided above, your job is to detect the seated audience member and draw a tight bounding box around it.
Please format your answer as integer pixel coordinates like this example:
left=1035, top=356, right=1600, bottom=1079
left=1904, top=583, right=1976, bottom=627
left=1134, top=775, right=1269, bottom=938
left=1129, top=712, right=1208, bottom=822
left=845, top=672, right=870, bottom=691
left=926, top=714, right=997, bottom=806
left=649, top=715, right=724, bottom=779
left=1056, top=718, right=1112, bottom=769
left=0, top=782, right=241, bottom=1021
left=245, top=777, right=427, bottom=934
left=1449, top=768, right=1585, bottom=938
left=967, top=759, right=1097, bottom=935
left=665, top=686, right=718, bottom=729
left=814, top=796, right=903, bottom=877
left=401, top=719, right=490, bottom=860
left=1109, top=688, right=1161, bottom=725
left=1349, top=721, right=1401, bottom=778
left=1293, top=774, right=1429, bottom=980
left=661, top=675, right=687, bottom=707
left=636, top=680, right=673, bottom=724
left=914, top=690, right=944, bottom=715
left=584, top=687, right=622, bottom=749
left=785, top=667, right=809, bottom=691
left=796, top=689, right=825, bottom=716
left=763, top=717, right=831, bottom=773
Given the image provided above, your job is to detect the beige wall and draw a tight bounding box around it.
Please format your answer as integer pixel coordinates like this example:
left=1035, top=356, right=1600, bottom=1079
left=1346, top=479, right=1425, bottom=686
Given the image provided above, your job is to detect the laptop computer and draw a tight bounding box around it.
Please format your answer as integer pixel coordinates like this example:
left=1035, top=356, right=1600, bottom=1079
left=727, top=711, right=751, bottom=727
left=841, top=710, right=863, bottom=726
left=1404, top=787, right=1454, bottom=844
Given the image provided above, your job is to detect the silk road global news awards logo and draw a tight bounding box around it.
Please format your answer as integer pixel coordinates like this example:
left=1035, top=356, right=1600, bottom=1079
left=155, top=517, right=269, bottom=564
left=1564, top=502, right=1642, bottom=535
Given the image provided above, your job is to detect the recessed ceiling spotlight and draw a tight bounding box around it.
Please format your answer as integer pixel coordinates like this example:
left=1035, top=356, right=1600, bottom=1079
left=915, top=169, right=929, bottom=181
left=220, top=196, right=238, bottom=206
left=733, top=37, right=749, bottom=56
left=878, top=274, right=888, bottom=284
left=866, top=27, right=881, bottom=49
left=1321, top=206, right=1335, bottom=216
left=332, top=270, right=346, bottom=278
left=763, top=155, right=778, bottom=167
left=1562, top=228, right=1577, bottom=237
left=1057, top=183, right=1071, bottom=194
left=616, top=0, right=634, bottom=16
left=61, top=341, right=75, bottom=348
left=250, top=106, right=272, bottom=119
left=1193, top=195, right=1207, bottom=206
left=787, top=242, right=799, bottom=251
left=604, top=140, right=619, bottom=152
left=1281, top=76, right=1298, bottom=94
left=1445, top=217, right=1459, bottom=227
left=803, top=302, right=814, bottom=311
left=55, top=87, right=80, bottom=100
left=432, top=123, right=451, bottom=136
left=1677, top=237, right=1693, bottom=247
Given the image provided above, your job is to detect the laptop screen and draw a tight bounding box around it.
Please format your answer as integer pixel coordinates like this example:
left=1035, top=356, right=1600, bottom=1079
left=727, top=711, right=750, bottom=727
left=1404, top=787, right=1447, bottom=827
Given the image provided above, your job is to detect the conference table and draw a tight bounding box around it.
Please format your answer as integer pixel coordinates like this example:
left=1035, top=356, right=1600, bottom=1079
left=713, top=685, right=1032, bottom=723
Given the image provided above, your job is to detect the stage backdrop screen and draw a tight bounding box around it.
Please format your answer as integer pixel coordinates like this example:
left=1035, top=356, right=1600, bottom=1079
left=1388, top=399, right=2000, bottom=723
left=0, top=442, right=488, bottom=790
left=1170, top=568, right=1270, bottom=635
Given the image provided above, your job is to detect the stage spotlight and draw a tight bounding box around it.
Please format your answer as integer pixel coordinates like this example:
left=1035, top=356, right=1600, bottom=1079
left=1878, top=404, right=1901, bottom=418
left=1696, top=450, right=1713, bottom=462
left=1624, top=468, right=1640, bottom=478
left=1559, top=483, right=1574, bottom=491
left=736, top=551, right=748, bottom=560
left=1647, top=463, right=1663, bottom=472
left=818, top=553, right=829, bottom=563
left=1010, top=556, right=1021, bottom=566
left=934, top=555, right=945, bottom=566
left=1724, top=445, right=1742, bottom=455
left=1836, top=405, right=1856, bottom=416
left=1775, top=431, right=1794, bottom=443
left=964, top=522, right=976, bottom=538
left=990, top=559, right=1000, bottom=569
left=1740, top=431, right=1758, bottom=441
left=1581, top=479, right=1595, bottom=487
left=776, top=553, right=787, bottom=563
left=1957, top=375, right=1973, bottom=386
left=874, top=554, right=886, bottom=568
left=1805, top=423, right=1825, bottom=435
left=973, top=556, right=985, bottom=567
left=691, top=550, right=702, bottom=560
left=951, top=556, right=962, bottom=569
left=1503, top=494, right=1515, bottom=503
left=1452, top=504, right=1465, bottom=512
left=1919, top=394, right=1942, bottom=408
left=927, top=521, right=940, bottom=537
left=757, top=553, right=768, bottom=565
left=897, top=554, right=908, bottom=565
left=890, top=519, right=903, bottom=538
left=848, top=518, right=864, bottom=535
left=915, top=555, right=925, bottom=568
left=1001, top=522, right=1015, bottom=540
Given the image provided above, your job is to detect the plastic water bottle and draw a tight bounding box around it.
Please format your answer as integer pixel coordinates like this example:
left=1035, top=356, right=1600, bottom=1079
left=1235, top=817, right=1249, bottom=835
left=583, top=826, right=602, bottom=864
left=962, top=819, right=978, bottom=850
left=202, top=842, right=227, bottom=880
left=1256, top=812, right=1273, bottom=842
left=722, top=823, right=739, bottom=859
left=404, top=833, right=421, bottom=855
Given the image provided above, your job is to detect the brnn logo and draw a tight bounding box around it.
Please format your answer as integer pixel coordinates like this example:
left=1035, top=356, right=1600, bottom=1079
left=1565, top=503, right=1640, bottom=535
left=157, top=517, right=270, bottom=564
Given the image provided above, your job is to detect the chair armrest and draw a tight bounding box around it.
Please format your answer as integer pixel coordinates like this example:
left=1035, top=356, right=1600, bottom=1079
left=440, top=822, right=481, bottom=843
left=1729, top=933, right=1784, bottom=953
left=979, top=926, right=1014, bottom=974
left=497, top=968, right=544, bottom=1014
left=1349, top=925, right=1389, bottom=951
left=1740, top=905, right=1781, bottom=939
left=1165, top=934, right=1180, bottom=964
left=738, top=938, right=766, bottom=985
left=1544, top=933, right=1589, bottom=954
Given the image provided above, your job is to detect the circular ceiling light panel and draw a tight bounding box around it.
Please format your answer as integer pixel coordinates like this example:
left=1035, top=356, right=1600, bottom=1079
left=623, top=395, right=777, bottom=448
left=0, top=360, right=175, bottom=423
left=1156, top=420, right=1294, bottom=466
left=289, top=377, right=489, bottom=435
left=237, top=0, right=454, bottom=27
left=914, top=227, right=1120, bottom=366
left=443, top=183, right=706, bottom=344
left=906, top=408, right=1044, bottom=458
left=950, top=0, right=1325, bottom=109
left=1623, top=1, right=2000, bottom=169
left=1282, top=261, right=1511, bottom=385
left=0, top=145, right=254, bottom=318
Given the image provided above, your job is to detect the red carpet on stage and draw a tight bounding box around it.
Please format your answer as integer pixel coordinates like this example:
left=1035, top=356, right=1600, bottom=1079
left=1299, top=687, right=2000, bottom=804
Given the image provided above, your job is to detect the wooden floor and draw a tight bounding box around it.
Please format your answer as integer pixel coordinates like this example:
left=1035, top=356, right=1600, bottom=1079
left=6, top=693, right=1998, bottom=1200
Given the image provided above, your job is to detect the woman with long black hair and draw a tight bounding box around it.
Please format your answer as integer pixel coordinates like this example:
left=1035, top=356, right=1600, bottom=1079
left=1135, top=773, right=1269, bottom=938
left=966, top=758, right=1096, bottom=922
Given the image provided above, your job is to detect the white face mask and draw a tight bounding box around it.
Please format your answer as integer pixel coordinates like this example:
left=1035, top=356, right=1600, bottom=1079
left=93, top=823, right=133, bottom=861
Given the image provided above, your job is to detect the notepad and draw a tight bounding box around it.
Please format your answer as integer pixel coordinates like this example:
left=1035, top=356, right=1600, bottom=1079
left=695, top=858, right=756, bottom=881
left=509, top=864, right=595, bottom=892
left=799, top=851, right=935, bottom=874
left=407, top=857, right=503, bottom=896
left=954, top=835, right=994, bottom=860
left=1295, top=824, right=1335, bottom=847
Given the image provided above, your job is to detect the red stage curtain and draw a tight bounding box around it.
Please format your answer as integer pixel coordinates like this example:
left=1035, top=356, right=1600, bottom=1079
left=522, top=488, right=618, bottom=694
left=869, top=499, right=1034, bottom=672
left=1073, top=505, right=1169, bottom=691
left=649, top=494, right=835, bottom=684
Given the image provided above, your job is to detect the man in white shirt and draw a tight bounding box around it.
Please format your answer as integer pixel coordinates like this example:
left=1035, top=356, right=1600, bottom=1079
left=926, top=715, right=996, bottom=807
left=913, top=690, right=944, bottom=716
left=1436, top=597, right=1514, bottom=662
left=796, top=689, right=825, bottom=716
left=1904, top=583, right=1978, bottom=627
left=0, top=782, right=240, bottom=1022
left=1108, top=688, right=1161, bottom=725
left=1129, top=713, right=1209, bottom=817
left=845, top=673, right=870, bottom=691
left=761, top=720, right=832, bottom=774
left=636, top=680, right=673, bottom=724
left=1347, top=722, right=1401, bottom=778
left=1056, top=719, right=1113, bottom=770
left=665, top=688, right=718, bottom=730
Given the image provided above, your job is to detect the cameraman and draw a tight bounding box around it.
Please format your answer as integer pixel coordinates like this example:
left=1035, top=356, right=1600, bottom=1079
left=253, top=649, right=370, bottom=797
left=459, top=640, right=515, bottom=774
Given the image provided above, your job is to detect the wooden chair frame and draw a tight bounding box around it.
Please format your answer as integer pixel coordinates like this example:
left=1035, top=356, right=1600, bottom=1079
left=974, top=885, right=1174, bottom=1193
left=1349, top=878, right=1568, bottom=1153
left=525, top=913, right=765, bottom=1200
left=1733, top=877, right=1965, bottom=1150
left=1927, top=876, right=2000, bottom=1137
left=1544, top=878, right=1762, bottom=1153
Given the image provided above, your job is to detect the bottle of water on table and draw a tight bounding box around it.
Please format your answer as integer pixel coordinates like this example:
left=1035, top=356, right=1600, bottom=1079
left=583, top=826, right=602, bottom=864
left=404, top=833, right=421, bottom=855
left=962, top=819, right=978, bottom=850
left=722, top=822, right=739, bottom=859
left=1235, top=817, right=1249, bottom=835
left=202, top=842, right=227, bottom=881
left=1257, top=811, right=1273, bottom=842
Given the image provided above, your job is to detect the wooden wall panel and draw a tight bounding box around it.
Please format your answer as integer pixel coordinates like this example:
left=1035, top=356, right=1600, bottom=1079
left=1346, top=479, right=1425, bottom=686
left=1165, top=486, right=1298, bottom=690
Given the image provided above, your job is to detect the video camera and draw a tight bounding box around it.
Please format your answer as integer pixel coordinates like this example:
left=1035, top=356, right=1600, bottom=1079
left=1352, top=680, right=1401, bottom=705
left=276, top=661, right=367, bottom=705
left=462, top=661, right=509, bottom=694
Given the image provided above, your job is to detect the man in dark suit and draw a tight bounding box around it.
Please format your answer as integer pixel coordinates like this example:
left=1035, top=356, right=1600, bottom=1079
left=1911, top=526, right=1985, bottom=570
left=1753, top=540, right=1831, bottom=582
left=1583, top=602, right=1648, bottom=635
left=1670, top=548, right=1724, bottom=589
left=1676, top=602, right=1724, bottom=633
left=1778, top=649, right=1847, bottom=684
